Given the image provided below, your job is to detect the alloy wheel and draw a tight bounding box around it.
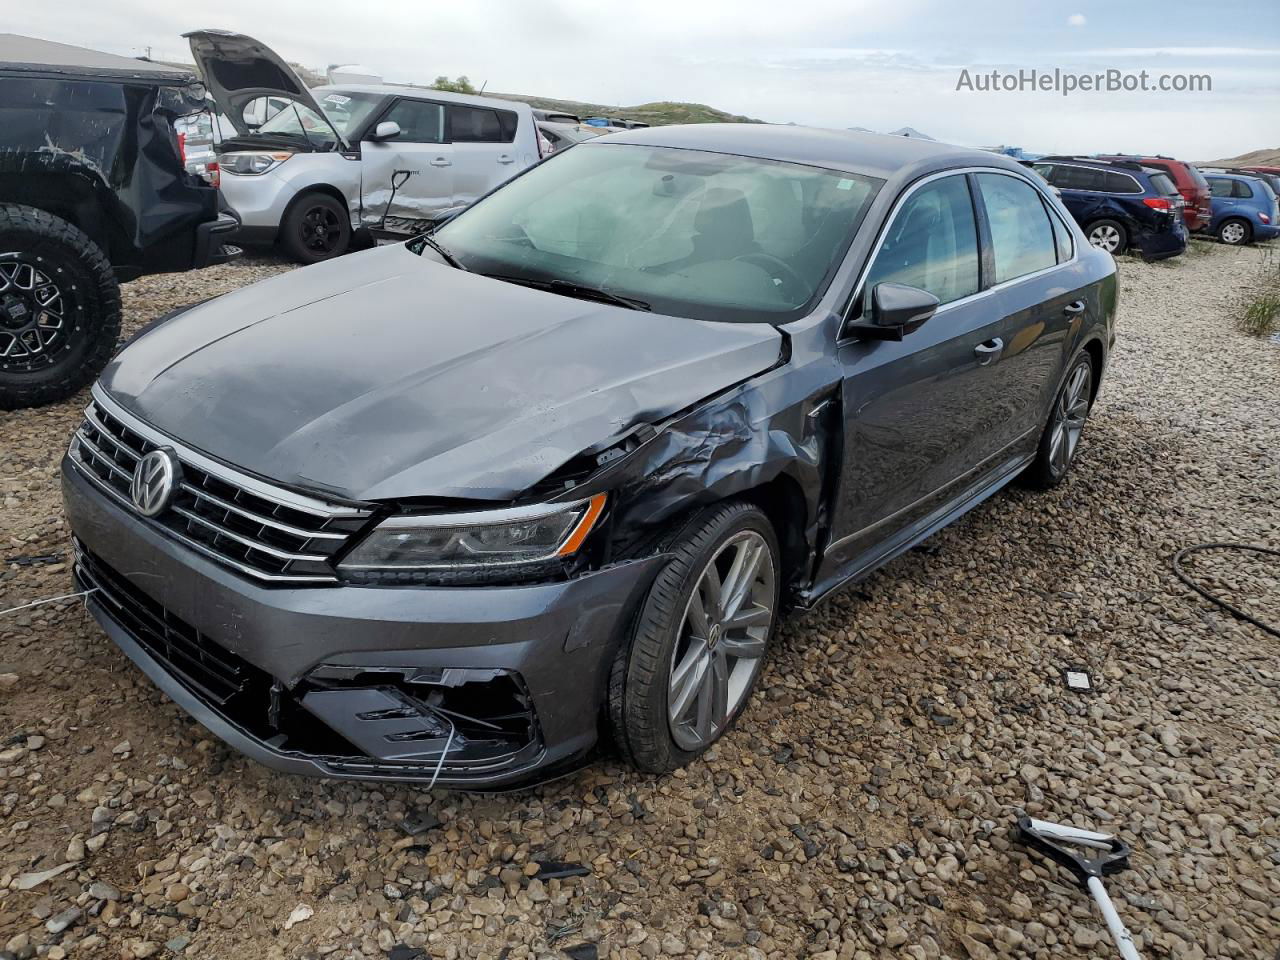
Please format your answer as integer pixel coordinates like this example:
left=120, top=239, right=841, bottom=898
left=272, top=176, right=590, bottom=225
left=301, top=206, right=342, bottom=254
left=1088, top=224, right=1121, bottom=253
left=0, top=259, right=69, bottom=370
left=667, top=530, right=776, bottom=750
left=1048, top=363, right=1091, bottom=478
left=1220, top=221, right=1246, bottom=245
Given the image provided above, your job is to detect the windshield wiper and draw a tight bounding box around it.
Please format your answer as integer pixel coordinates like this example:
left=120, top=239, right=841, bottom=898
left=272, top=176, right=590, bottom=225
left=486, top=274, right=650, bottom=311
left=419, top=235, right=468, bottom=271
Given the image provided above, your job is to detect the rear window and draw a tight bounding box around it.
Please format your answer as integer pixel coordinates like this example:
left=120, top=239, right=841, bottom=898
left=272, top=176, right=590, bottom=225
left=1186, top=165, right=1210, bottom=189
left=447, top=104, right=517, bottom=143
left=1148, top=172, right=1178, bottom=196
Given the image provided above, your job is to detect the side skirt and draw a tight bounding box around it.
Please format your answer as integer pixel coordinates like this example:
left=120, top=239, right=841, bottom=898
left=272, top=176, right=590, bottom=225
left=795, top=450, right=1035, bottom=610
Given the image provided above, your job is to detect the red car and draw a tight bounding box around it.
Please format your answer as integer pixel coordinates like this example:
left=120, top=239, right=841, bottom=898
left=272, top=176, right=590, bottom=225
left=1097, top=155, right=1213, bottom=232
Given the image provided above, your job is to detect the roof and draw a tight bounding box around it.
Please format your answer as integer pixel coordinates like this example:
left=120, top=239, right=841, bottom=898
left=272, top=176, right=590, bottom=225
left=0, top=34, right=196, bottom=83
left=591, top=123, right=1016, bottom=180
left=318, top=83, right=529, bottom=113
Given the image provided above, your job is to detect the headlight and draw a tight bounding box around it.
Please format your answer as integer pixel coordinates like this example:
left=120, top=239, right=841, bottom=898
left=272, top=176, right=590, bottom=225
left=338, top=494, right=606, bottom=572
left=219, top=151, right=292, bottom=175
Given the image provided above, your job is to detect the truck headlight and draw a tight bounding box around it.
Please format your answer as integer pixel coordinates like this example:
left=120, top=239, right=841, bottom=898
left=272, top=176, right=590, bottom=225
left=338, top=494, right=606, bottom=572
left=219, top=151, right=292, bottom=175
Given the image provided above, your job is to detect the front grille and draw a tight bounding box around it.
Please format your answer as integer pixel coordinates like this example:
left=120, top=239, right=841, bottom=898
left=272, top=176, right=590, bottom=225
left=69, top=392, right=372, bottom=584
left=74, top=542, right=269, bottom=708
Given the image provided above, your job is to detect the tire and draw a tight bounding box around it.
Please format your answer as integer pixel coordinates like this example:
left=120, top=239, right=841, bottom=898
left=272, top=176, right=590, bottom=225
left=609, top=501, right=781, bottom=773
left=279, top=192, right=351, bottom=263
left=1023, top=352, right=1094, bottom=490
left=0, top=204, right=121, bottom=410
left=1217, top=218, right=1251, bottom=246
left=1085, top=219, right=1128, bottom=255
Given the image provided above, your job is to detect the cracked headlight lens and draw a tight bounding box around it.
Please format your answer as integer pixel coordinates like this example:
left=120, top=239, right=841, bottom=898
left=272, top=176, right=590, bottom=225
left=339, top=494, right=606, bottom=571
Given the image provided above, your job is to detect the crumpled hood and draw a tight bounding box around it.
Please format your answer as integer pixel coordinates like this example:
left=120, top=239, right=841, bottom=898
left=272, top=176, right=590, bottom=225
left=101, top=244, right=783, bottom=502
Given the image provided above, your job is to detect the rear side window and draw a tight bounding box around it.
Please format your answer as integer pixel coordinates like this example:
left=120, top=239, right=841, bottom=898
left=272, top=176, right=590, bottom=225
left=1232, top=179, right=1255, bottom=199
left=379, top=99, right=444, bottom=143
left=1102, top=171, right=1141, bottom=194
left=863, top=174, right=980, bottom=307
left=976, top=173, right=1058, bottom=284
left=447, top=105, right=516, bottom=143
left=1045, top=200, right=1074, bottom=262
left=1208, top=177, right=1233, bottom=198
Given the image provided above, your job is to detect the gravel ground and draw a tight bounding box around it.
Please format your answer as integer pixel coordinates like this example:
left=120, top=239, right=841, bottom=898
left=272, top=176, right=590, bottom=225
left=1, top=241, right=1278, bottom=960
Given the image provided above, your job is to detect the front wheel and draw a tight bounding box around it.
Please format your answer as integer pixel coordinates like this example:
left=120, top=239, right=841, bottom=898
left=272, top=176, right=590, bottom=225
left=0, top=204, right=121, bottom=410
left=1023, top=353, right=1094, bottom=489
left=609, top=502, right=781, bottom=773
left=1217, top=218, right=1251, bottom=246
left=279, top=193, right=352, bottom=264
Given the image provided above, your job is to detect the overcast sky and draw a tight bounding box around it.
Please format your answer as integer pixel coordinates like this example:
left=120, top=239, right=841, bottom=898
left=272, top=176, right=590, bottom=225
left=12, top=0, right=1279, bottom=159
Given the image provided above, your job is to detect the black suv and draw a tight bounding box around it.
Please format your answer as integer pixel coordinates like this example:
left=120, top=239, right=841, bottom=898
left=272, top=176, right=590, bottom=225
left=1028, top=156, right=1186, bottom=260
left=0, top=35, right=240, bottom=409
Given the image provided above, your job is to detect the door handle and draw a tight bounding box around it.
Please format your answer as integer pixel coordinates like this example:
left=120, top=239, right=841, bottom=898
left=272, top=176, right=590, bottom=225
left=974, top=337, right=1004, bottom=366
left=1064, top=300, right=1086, bottom=315
left=429, top=158, right=452, bottom=167
left=496, top=154, right=515, bottom=164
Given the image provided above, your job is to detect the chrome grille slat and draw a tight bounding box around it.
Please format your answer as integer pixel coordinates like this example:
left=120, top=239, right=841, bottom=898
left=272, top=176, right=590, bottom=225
left=177, top=482, right=348, bottom=542
left=70, top=390, right=373, bottom=585
left=170, top=505, right=330, bottom=564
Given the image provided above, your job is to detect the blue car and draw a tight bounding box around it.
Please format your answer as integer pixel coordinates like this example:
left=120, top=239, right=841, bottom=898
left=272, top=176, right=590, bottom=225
left=1202, top=172, right=1280, bottom=245
left=1029, top=157, right=1186, bottom=260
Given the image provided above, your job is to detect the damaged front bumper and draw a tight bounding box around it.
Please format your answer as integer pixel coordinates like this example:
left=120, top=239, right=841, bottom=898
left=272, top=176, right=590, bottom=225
left=62, top=460, right=664, bottom=788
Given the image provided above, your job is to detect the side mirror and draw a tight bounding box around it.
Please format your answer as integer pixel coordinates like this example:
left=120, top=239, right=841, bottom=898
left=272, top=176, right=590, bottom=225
left=369, top=120, right=401, bottom=142
left=844, top=282, right=939, bottom=341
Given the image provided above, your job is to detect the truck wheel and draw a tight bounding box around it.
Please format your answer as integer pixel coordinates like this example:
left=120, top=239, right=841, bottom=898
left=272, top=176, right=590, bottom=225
left=0, top=205, right=121, bottom=410
left=279, top=193, right=351, bottom=263
left=608, top=501, right=781, bottom=773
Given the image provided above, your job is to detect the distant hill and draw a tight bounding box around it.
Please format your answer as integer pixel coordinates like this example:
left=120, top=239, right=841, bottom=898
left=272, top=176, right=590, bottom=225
left=489, top=92, right=761, bottom=126
left=1202, top=147, right=1280, bottom=167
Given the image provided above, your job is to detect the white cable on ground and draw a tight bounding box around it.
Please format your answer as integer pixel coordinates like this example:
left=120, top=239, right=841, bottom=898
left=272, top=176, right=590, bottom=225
left=0, top=588, right=98, bottom=618
left=427, top=715, right=457, bottom=791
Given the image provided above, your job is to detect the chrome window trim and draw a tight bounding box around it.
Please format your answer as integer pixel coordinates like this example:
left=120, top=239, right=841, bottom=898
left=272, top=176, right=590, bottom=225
left=90, top=385, right=371, bottom=520
left=1034, top=162, right=1143, bottom=196
left=839, top=165, right=1078, bottom=339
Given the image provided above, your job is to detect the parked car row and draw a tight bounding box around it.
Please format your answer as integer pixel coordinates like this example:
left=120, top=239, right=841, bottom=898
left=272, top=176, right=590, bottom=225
left=1023, top=151, right=1278, bottom=260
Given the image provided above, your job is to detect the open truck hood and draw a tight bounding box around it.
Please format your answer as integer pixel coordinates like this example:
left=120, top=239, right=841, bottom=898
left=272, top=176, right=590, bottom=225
left=184, top=29, right=348, bottom=147
left=100, top=244, right=784, bottom=503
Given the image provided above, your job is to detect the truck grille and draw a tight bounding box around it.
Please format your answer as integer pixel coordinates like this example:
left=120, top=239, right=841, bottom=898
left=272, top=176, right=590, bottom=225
left=69, top=391, right=372, bottom=584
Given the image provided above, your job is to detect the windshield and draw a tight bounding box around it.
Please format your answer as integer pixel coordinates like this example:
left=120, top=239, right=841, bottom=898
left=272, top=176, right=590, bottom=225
left=430, top=143, right=881, bottom=324
left=258, top=91, right=383, bottom=144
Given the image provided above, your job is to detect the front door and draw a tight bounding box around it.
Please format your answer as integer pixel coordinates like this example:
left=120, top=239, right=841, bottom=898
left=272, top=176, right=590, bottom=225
left=360, top=98, right=454, bottom=228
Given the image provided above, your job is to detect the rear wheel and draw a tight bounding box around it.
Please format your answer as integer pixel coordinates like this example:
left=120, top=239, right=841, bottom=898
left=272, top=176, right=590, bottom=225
left=1217, top=218, right=1251, bottom=246
left=1085, top=219, right=1127, bottom=255
left=279, top=192, right=351, bottom=263
left=0, top=204, right=121, bottom=410
left=609, top=502, right=780, bottom=773
left=1024, top=353, right=1094, bottom=489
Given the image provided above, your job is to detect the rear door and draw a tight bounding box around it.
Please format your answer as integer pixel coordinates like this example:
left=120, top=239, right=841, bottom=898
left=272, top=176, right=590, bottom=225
left=359, top=97, right=454, bottom=226
left=446, top=103, right=522, bottom=209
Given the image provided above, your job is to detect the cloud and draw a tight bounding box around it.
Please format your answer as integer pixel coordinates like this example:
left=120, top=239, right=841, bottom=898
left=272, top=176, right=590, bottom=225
left=1067, top=13, right=1087, bottom=27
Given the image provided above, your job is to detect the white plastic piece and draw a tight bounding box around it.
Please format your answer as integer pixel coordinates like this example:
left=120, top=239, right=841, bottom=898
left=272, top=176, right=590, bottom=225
left=1088, top=876, right=1142, bottom=960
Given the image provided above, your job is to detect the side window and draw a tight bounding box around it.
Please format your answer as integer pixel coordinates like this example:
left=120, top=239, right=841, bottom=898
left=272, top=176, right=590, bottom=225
left=378, top=99, right=443, bottom=143
left=1032, top=163, right=1057, bottom=183
left=1207, top=178, right=1233, bottom=198
left=1233, top=179, right=1255, bottom=199
left=862, top=175, right=980, bottom=310
left=1045, top=199, right=1074, bottom=262
left=1055, top=166, right=1103, bottom=191
left=1103, top=172, right=1140, bottom=194
left=448, top=105, right=507, bottom=143
left=976, top=173, right=1058, bottom=284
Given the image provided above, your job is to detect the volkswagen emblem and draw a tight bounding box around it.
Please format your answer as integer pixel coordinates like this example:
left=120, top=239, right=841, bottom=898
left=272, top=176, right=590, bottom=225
left=131, top=449, right=180, bottom=517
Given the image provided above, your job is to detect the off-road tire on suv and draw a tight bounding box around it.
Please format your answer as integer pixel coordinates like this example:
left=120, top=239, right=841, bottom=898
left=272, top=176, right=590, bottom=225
left=0, top=204, right=121, bottom=410
left=1084, top=219, right=1128, bottom=255
left=1023, top=352, right=1094, bottom=489
left=609, top=501, right=781, bottom=773
left=279, top=192, right=352, bottom=264
left=1217, top=217, right=1252, bottom=246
